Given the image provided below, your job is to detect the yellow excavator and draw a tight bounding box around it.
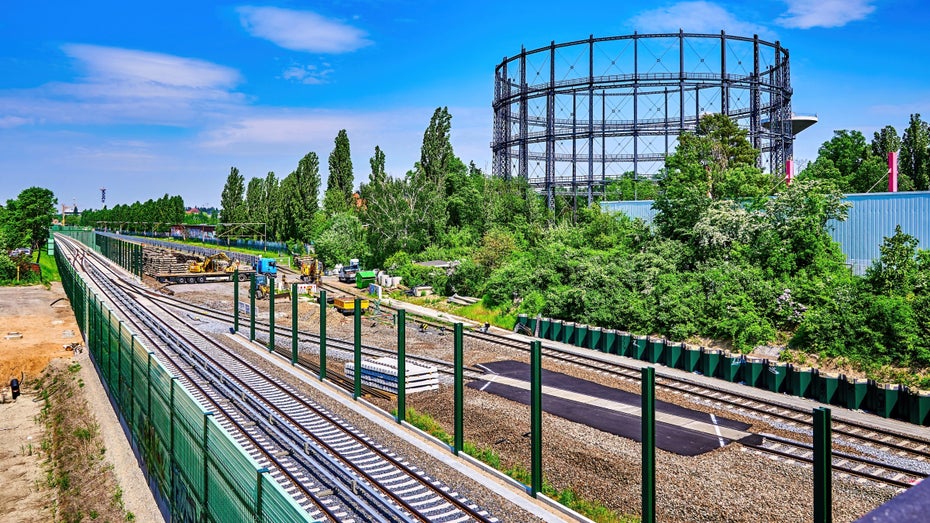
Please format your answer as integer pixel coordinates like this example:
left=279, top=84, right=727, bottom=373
left=188, top=252, right=238, bottom=274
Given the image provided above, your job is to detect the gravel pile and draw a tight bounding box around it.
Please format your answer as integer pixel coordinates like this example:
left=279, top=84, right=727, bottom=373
left=179, top=290, right=898, bottom=523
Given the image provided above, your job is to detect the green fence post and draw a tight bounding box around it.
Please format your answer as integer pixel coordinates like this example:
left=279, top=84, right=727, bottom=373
left=268, top=276, right=275, bottom=352
left=203, top=411, right=213, bottom=512
left=454, top=323, right=464, bottom=455
left=291, top=283, right=298, bottom=365
left=233, top=269, right=239, bottom=333
left=642, top=366, right=656, bottom=523
left=397, top=309, right=406, bottom=424
left=256, top=468, right=267, bottom=521
left=531, top=340, right=543, bottom=497
left=319, top=290, right=327, bottom=381
left=354, top=298, right=362, bottom=399
left=250, top=274, right=256, bottom=342
left=813, top=407, right=832, bottom=523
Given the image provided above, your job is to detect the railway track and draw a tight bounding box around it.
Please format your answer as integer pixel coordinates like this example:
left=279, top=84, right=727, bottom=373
left=59, top=235, right=501, bottom=523
left=320, top=280, right=930, bottom=491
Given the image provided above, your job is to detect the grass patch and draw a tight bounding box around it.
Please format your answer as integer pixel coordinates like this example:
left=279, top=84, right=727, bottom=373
left=397, top=407, right=633, bottom=522
left=38, top=362, right=135, bottom=521
left=37, top=251, right=61, bottom=283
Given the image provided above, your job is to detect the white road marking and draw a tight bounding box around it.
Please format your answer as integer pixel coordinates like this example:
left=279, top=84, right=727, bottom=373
left=710, top=413, right=726, bottom=448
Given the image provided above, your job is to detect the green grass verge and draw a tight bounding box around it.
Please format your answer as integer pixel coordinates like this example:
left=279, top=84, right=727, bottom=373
left=397, top=407, right=635, bottom=523
left=37, top=251, right=61, bottom=283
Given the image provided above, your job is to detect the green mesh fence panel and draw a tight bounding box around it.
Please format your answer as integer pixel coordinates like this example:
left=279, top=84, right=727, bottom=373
left=173, top=414, right=205, bottom=503
left=260, top=472, right=316, bottom=522
left=207, top=420, right=258, bottom=501
left=173, top=384, right=206, bottom=437
left=206, top=420, right=257, bottom=522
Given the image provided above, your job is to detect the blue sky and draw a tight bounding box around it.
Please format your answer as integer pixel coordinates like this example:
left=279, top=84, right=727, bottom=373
left=1, top=0, right=928, bottom=209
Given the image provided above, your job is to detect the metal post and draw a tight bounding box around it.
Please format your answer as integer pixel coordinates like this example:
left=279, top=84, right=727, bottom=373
left=531, top=340, right=543, bottom=497
left=813, top=407, right=832, bottom=523
left=642, top=366, right=656, bottom=523
left=354, top=298, right=362, bottom=399
left=268, top=276, right=275, bottom=352
left=291, top=283, right=298, bottom=365
left=319, top=290, right=327, bottom=381
left=249, top=274, right=256, bottom=342
left=454, top=323, right=463, bottom=455
left=233, top=269, right=239, bottom=333
left=397, top=309, right=406, bottom=424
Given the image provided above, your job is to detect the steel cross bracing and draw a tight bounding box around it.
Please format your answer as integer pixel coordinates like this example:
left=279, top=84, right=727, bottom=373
left=492, top=31, right=795, bottom=211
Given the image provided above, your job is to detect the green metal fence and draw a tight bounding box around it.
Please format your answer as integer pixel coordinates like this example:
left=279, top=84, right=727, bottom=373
left=515, top=315, right=930, bottom=426
left=55, top=236, right=313, bottom=522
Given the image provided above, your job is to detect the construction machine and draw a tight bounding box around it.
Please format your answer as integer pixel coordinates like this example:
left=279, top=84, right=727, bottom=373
left=294, top=255, right=323, bottom=284
left=188, top=252, right=233, bottom=273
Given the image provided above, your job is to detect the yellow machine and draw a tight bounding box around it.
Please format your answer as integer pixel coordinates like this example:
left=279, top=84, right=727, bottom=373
left=333, top=296, right=369, bottom=314
left=294, top=255, right=323, bottom=284
left=189, top=252, right=236, bottom=274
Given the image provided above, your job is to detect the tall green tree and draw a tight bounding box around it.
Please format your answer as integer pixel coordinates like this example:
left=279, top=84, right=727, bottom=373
left=4, top=187, right=57, bottom=262
left=653, top=113, right=767, bottom=241
left=284, top=151, right=322, bottom=242
left=325, top=129, right=354, bottom=214
left=219, top=167, right=244, bottom=224
left=872, top=125, right=901, bottom=158
left=900, top=114, right=930, bottom=190
left=369, top=145, right=386, bottom=186
left=420, top=107, right=454, bottom=184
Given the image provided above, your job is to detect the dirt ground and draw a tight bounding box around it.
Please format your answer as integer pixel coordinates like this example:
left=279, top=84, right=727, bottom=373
left=0, top=284, right=162, bottom=523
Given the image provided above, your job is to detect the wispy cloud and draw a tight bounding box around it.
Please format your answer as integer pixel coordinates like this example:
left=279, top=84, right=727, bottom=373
left=63, top=44, right=241, bottom=89
left=776, top=0, right=875, bottom=29
left=629, top=1, right=771, bottom=38
left=237, top=6, right=371, bottom=53
left=0, top=45, right=245, bottom=127
left=0, top=115, right=32, bottom=128
left=281, top=63, right=334, bottom=85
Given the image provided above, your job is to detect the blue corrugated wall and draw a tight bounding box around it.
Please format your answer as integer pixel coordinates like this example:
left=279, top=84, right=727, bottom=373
left=602, top=191, right=930, bottom=275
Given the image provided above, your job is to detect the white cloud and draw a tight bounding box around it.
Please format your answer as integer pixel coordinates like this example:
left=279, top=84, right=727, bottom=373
left=0, top=45, right=245, bottom=127
left=63, top=44, right=240, bottom=89
left=776, top=0, right=875, bottom=29
left=0, top=115, right=32, bottom=128
left=281, top=64, right=334, bottom=85
left=629, top=1, right=771, bottom=38
left=237, top=6, right=371, bottom=53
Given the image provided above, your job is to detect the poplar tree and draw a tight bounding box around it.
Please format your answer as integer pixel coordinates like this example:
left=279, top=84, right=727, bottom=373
left=900, top=114, right=930, bottom=190
left=219, top=166, right=244, bottom=224
left=325, top=129, right=354, bottom=214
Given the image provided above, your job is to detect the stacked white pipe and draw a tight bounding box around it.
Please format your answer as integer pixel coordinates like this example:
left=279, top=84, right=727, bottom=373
left=344, top=357, right=439, bottom=394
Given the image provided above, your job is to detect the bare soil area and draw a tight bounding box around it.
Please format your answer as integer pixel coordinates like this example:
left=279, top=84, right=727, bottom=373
left=0, top=284, right=162, bottom=523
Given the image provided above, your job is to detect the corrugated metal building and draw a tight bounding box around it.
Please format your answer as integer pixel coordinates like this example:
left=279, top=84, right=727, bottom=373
left=602, top=191, right=930, bottom=275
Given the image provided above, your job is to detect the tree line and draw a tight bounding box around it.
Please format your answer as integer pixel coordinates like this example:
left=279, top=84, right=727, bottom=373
left=0, top=187, right=57, bottom=282
left=218, top=109, right=929, bottom=386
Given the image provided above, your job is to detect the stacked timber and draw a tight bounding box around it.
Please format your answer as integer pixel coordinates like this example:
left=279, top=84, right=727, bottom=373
left=142, top=246, right=202, bottom=276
